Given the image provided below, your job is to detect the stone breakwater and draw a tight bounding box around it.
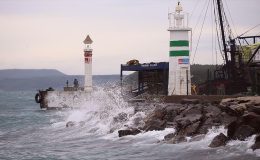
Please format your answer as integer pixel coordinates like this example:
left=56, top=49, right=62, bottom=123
left=118, top=96, right=260, bottom=150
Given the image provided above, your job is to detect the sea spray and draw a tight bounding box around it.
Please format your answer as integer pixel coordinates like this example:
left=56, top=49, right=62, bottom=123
left=1, top=91, right=260, bottom=159
left=52, top=85, right=136, bottom=134
left=48, top=85, right=260, bottom=159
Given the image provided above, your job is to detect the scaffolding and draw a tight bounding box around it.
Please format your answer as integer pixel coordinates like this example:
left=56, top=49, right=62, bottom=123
left=120, top=62, right=169, bottom=96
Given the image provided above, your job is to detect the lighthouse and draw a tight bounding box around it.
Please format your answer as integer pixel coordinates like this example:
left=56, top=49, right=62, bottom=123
left=168, top=2, right=192, bottom=95
left=83, top=35, right=93, bottom=92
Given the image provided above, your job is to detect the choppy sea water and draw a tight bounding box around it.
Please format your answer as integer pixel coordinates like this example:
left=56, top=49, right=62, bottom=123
left=0, top=89, right=260, bottom=160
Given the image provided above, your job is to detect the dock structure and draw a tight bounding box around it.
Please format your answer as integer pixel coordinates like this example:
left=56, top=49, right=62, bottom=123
left=120, top=62, right=169, bottom=96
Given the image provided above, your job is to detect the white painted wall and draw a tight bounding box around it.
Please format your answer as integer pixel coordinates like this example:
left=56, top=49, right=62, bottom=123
left=84, top=56, right=93, bottom=92
left=168, top=29, right=191, bottom=95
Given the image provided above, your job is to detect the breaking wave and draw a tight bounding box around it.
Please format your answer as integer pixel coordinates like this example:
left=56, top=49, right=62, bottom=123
left=51, top=85, right=136, bottom=134
left=49, top=85, right=260, bottom=158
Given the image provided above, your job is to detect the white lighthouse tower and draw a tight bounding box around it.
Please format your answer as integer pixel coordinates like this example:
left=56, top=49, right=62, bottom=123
left=83, top=35, right=93, bottom=92
left=168, top=2, right=192, bottom=95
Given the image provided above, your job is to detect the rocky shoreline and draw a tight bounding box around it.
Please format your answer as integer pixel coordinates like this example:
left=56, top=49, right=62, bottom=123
left=118, top=96, right=260, bottom=150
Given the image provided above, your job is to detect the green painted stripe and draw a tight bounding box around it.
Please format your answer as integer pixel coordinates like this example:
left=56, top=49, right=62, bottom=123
left=169, top=50, right=189, bottom=56
left=170, top=40, right=189, bottom=47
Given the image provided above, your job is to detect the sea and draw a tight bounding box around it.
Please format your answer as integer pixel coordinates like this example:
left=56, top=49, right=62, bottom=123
left=0, top=86, right=260, bottom=160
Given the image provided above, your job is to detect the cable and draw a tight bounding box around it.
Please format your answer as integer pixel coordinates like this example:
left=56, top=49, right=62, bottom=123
left=192, top=0, right=209, bottom=38
left=189, top=0, right=202, bottom=19
left=192, top=0, right=210, bottom=64
left=223, top=0, right=238, bottom=38
left=238, top=24, right=260, bottom=37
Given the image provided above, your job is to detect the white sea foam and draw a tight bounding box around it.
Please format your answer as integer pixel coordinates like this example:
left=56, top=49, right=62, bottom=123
left=50, top=85, right=260, bottom=158
left=51, top=85, right=135, bottom=135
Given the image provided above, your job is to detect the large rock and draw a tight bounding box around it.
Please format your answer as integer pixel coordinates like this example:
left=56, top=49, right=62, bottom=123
left=175, top=114, right=202, bottom=130
left=181, top=105, right=202, bottom=115
left=118, top=128, right=141, bottom=137
left=242, top=112, right=260, bottom=132
left=251, top=135, right=260, bottom=151
left=233, top=125, right=256, bottom=141
left=178, top=121, right=201, bottom=137
left=197, top=118, right=214, bottom=135
left=218, top=112, right=237, bottom=126
left=204, top=105, right=222, bottom=118
left=197, top=105, right=224, bottom=135
left=227, top=113, right=259, bottom=140
left=248, top=105, right=260, bottom=115
left=209, top=133, right=228, bottom=148
left=223, top=104, right=247, bottom=116
left=153, top=107, right=167, bottom=120
left=163, top=105, right=181, bottom=122
left=220, top=97, right=260, bottom=116
left=144, top=119, right=167, bottom=131
left=227, top=121, right=239, bottom=139
left=173, top=105, right=204, bottom=136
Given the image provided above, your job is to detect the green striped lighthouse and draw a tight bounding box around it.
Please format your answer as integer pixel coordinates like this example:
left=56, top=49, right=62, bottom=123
left=168, top=1, right=192, bottom=95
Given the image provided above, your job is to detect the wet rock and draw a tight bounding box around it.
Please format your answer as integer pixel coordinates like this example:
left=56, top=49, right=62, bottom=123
left=219, top=112, right=237, bottom=126
left=227, top=117, right=257, bottom=141
left=242, top=112, right=260, bottom=132
left=175, top=114, right=202, bottom=129
left=248, top=105, right=260, bottom=115
left=163, top=105, right=179, bottom=122
left=164, top=133, right=175, bottom=141
left=144, top=107, right=166, bottom=124
left=233, top=125, right=256, bottom=141
left=169, top=135, right=187, bottom=144
left=153, top=107, right=167, bottom=120
left=197, top=118, right=214, bottom=135
left=197, top=114, right=229, bottom=135
left=171, top=105, right=204, bottom=137
left=227, top=121, right=239, bottom=139
left=182, top=121, right=201, bottom=136
left=204, top=105, right=222, bottom=118
left=66, top=121, right=76, bottom=128
left=226, top=104, right=247, bottom=116
left=144, top=119, right=167, bottom=131
left=209, top=133, right=228, bottom=148
left=176, top=120, right=201, bottom=137
left=251, top=135, right=260, bottom=151
left=182, top=105, right=202, bottom=115
left=118, top=128, right=141, bottom=137
left=220, top=97, right=260, bottom=116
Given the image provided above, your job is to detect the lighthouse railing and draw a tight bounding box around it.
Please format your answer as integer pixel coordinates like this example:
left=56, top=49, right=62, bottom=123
left=168, top=12, right=189, bottom=29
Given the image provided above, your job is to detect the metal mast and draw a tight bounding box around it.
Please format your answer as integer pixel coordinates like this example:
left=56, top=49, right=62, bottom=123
left=216, top=0, right=229, bottom=76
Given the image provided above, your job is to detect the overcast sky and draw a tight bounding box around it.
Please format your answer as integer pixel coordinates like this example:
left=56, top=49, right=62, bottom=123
left=0, top=0, right=259, bottom=75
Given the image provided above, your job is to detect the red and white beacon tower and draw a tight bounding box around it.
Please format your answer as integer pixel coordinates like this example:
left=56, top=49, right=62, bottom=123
left=83, top=35, right=93, bottom=92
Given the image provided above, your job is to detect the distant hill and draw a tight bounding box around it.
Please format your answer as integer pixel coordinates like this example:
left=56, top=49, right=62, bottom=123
left=0, top=65, right=218, bottom=91
left=0, top=69, right=120, bottom=91
left=0, top=69, right=66, bottom=80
